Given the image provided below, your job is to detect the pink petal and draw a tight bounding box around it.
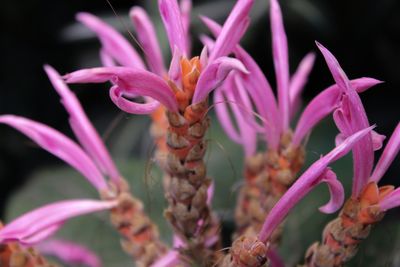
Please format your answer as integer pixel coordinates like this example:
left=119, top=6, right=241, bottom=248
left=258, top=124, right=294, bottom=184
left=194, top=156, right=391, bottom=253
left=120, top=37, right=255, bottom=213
left=180, top=0, right=192, bottom=55
left=371, top=130, right=386, bottom=151
left=207, top=181, right=215, bottom=206
left=214, top=89, right=242, bottom=144
left=130, top=7, right=166, bottom=76
left=289, top=52, right=316, bottom=118
left=168, top=46, right=183, bottom=85
left=76, top=12, right=145, bottom=69
left=379, top=188, right=400, bottom=211
left=99, top=49, right=116, bottom=67
left=109, top=85, right=160, bottom=114
left=64, top=67, right=178, bottom=112
left=44, top=65, right=121, bottom=183
left=318, top=169, right=345, bottom=213
left=292, top=85, right=342, bottom=146
left=270, top=0, right=290, bottom=131
left=20, top=224, right=64, bottom=245
left=158, top=0, right=188, bottom=56
left=192, top=57, right=248, bottom=104
left=201, top=15, right=281, bottom=149
left=208, top=0, right=253, bottom=63
left=370, top=123, right=400, bottom=182
left=258, top=126, right=373, bottom=243
left=0, top=115, right=107, bottom=191
left=0, top=199, right=117, bottom=245
left=38, top=239, right=101, bottom=267
left=317, top=41, right=374, bottom=197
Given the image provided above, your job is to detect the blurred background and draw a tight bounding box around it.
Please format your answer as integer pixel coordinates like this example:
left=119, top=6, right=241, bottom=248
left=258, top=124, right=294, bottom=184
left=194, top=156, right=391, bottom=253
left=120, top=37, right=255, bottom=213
left=1, top=0, right=400, bottom=266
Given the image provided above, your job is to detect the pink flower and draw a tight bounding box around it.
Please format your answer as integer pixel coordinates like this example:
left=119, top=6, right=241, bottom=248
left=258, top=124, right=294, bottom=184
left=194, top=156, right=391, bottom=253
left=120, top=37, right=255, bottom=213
left=202, top=0, right=381, bottom=153
left=257, top=126, right=374, bottom=242
left=64, top=0, right=253, bottom=113
left=317, top=42, right=400, bottom=212
left=0, top=66, right=121, bottom=247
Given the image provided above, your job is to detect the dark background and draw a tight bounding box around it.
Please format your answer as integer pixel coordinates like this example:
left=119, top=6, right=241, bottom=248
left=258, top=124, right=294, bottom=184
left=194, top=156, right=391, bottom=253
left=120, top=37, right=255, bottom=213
left=1, top=0, right=399, bottom=217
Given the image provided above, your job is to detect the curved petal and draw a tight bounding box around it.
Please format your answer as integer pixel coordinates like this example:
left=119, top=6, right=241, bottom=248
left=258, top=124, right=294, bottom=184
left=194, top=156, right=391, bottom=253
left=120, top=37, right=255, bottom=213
left=370, top=123, right=400, bottom=182
left=168, top=46, right=182, bottom=85
left=208, top=0, right=253, bottom=63
left=0, top=115, right=107, bottom=191
left=266, top=248, right=285, bottom=267
left=76, top=12, right=145, bottom=69
left=292, top=85, right=341, bottom=146
left=151, top=250, right=182, bottom=267
left=44, top=65, right=121, bottom=182
left=379, top=188, right=400, bottom=211
left=0, top=200, right=117, bottom=245
left=192, top=57, right=248, bottom=104
left=289, top=52, right=316, bottom=118
left=99, top=49, right=116, bottom=67
left=317, top=41, right=374, bottom=197
left=158, top=0, right=188, bottom=56
left=109, top=85, right=160, bottom=114
left=270, top=0, right=290, bottom=131
left=38, top=239, right=101, bottom=267
left=130, top=7, right=166, bottom=76
left=201, top=15, right=281, bottom=149
left=64, top=67, right=178, bottom=112
left=371, top=130, right=386, bottom=151
left=318, top=169, right=345, bottom=213
left=258, top=126, right=373, bottom=243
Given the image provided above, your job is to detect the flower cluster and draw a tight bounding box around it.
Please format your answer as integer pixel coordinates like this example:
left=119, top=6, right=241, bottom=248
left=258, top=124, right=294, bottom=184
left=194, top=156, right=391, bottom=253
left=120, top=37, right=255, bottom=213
left=0, top=0, right=398, bottom=267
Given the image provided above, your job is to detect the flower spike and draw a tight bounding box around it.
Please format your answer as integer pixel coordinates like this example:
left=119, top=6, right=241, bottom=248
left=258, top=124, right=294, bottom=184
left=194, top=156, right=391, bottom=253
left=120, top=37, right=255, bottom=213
left=258, top=126, right=374, bottom=243
left=0, top=199, right=117, bottom=245
left=0, top=115, right=108, bottom=191
left=44, top=65, right=121, bottom=182
left=76, top=12, right=145, bottom=69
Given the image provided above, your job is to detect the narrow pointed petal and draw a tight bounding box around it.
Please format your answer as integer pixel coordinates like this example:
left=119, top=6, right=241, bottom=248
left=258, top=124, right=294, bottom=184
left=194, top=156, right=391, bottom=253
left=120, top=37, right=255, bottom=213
left=379, top=188, right=400, bottom=211
left=208, top=0, right=253, bottom=63
left=292, top=85, right=341, bottom=146
left=370, top=123, right=400, bottom=182
left=292, top=75, right=379, bottom=147
left=76, top=12, right=145, bottom=69
left=192, top=57, right=248, bottom=104
left=201, top=15, right=281, bottom=149
left=180, top=0, right=192, bottom=55
left=44, top=65, right=121, bottom=182
left=214, top=90, right=242, bottom=144
left=38, top=240, right=101, bottom=267
left=168, top=46, right=182, bottom=85
left=158, top=0, right=188, bottom=56
left=0, top=200, right=117, bottom=245
left=64, top=67, right=178, bottom=112
left=0, top=115, right=107, bottom=191
left=109, top=85, right=160, bottom=114
left=318, top=169, right=345, bottom=213
left=289, top=52, right=316, bottom=118
left=317, top=42, right=374, bottom=197
left=130, top=7, right=166, bottom=76
left=271, top=0, right=290, bottom=131
left=258, top=126, right=373, bottom=243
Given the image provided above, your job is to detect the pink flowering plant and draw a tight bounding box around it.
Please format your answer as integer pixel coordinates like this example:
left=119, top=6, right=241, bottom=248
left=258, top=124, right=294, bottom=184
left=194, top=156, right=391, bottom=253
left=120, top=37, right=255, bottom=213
left=0, top=0, right=398, bottom=267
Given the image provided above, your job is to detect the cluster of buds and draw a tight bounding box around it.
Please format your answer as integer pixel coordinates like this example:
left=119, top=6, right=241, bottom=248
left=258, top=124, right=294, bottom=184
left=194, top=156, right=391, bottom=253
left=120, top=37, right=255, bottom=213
left=0, top=0, right=398, bottom=267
